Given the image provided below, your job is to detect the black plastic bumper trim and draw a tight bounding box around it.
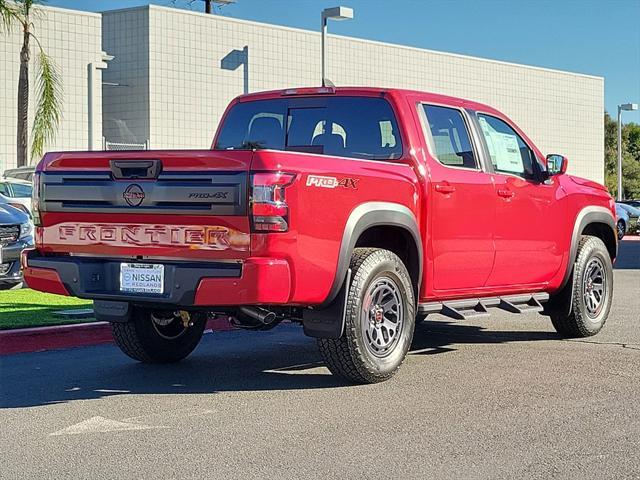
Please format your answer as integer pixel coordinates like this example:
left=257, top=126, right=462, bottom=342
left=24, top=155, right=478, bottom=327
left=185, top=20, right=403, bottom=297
left=27, top=252, right=241, bottom=306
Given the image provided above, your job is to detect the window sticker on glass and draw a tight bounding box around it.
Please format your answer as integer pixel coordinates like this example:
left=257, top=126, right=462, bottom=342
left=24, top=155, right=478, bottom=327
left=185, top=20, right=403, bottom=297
left=379, top=120, right=396, bottom=148
left=478, top=117, right=524, bottom=173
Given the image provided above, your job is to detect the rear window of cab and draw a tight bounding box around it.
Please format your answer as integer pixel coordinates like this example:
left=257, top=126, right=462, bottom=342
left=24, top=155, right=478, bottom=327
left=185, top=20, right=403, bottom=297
left=215, top=96, right=403, bottom=161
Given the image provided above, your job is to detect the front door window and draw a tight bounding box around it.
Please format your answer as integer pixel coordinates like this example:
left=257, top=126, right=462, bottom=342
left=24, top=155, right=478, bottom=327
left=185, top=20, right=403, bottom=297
left=476, top=114, right=538, bottom=180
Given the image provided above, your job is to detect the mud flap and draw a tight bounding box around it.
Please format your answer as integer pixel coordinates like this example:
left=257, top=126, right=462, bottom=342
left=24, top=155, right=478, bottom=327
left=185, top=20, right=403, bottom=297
left=302, top=269, right=351, bottom=339
left=93, top=300, right=131, bottom=323
left=543, top=270, right=574, bottom=317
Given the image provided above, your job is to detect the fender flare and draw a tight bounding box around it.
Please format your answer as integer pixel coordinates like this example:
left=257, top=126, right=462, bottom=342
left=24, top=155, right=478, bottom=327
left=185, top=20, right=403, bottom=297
left=320, top=201, right=423, bottom=308
left=559, top=205, right=617, bottom=291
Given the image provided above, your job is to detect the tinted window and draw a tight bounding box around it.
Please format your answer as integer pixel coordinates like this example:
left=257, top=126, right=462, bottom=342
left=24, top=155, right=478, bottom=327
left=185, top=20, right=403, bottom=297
left=477, top=114, right=537, bottom=180
left=287, top=97, right=402, bottom=160
left=9, top=183, right=32, bottom=198
left=215, top=97, right=402, bottom=161
left=215, top=99, right=286, bottom=150
left=422, top=105, right=477, bottom=169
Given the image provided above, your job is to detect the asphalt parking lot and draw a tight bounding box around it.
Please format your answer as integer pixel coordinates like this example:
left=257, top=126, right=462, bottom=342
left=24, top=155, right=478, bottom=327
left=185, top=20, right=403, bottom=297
left=1, top=240, right=639, bottom=479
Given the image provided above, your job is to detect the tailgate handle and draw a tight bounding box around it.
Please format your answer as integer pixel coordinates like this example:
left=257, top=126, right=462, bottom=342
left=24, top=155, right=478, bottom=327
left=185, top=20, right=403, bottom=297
left=110, top=160, right=162, bottom=180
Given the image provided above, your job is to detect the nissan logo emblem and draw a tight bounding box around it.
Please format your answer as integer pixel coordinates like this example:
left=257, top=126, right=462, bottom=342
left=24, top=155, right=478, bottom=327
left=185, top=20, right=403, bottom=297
left=123, top=184, right=145, bottom=207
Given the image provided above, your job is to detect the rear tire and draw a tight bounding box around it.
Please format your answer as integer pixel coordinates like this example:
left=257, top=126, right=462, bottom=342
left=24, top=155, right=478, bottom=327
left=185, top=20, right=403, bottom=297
left=318, top=248, right=415, bottom=384
left=112, top=308, right=206, bottom=363
left=550, top=236, right=613, bottom=338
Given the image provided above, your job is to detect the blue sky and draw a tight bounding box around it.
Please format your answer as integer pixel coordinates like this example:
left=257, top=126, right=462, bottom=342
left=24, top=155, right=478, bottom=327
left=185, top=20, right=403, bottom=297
left=49, top=0, right=640, bottom=123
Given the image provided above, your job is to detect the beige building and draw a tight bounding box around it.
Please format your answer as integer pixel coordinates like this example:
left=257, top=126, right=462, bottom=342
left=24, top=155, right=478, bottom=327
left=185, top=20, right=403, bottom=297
left=0, top=5, right=106, bottom=171
left=1, top=4, right=605, bottom=183
left=101, top=5, right=604, bottom=182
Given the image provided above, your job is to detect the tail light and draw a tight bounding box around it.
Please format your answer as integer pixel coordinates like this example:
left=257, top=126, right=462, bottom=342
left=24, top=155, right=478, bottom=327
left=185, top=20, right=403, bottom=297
left=32, top=172, right=42, bottom=226
left=250, top=172, right=295, bottom=232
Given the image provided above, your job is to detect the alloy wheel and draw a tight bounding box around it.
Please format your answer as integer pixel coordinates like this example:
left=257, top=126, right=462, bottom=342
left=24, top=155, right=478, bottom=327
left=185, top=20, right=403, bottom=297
left=360, top=276, right=404, bottom=358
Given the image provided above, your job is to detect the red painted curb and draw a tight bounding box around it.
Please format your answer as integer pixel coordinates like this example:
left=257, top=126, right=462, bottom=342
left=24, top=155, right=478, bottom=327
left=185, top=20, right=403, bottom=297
left=0, top=317, right=235, bottom=356
left=0, top=322, right=113, bottom=356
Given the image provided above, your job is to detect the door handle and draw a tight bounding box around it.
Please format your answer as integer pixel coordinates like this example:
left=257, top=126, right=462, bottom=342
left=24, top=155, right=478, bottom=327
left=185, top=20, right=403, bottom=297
left=497, top=188, right=514, bottom=199
left=434, top=183, right=456, bottom=194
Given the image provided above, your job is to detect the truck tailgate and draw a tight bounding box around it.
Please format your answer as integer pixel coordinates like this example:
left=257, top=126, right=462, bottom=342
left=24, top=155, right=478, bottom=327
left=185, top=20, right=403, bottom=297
left=36, top=150, right=252, bottom=261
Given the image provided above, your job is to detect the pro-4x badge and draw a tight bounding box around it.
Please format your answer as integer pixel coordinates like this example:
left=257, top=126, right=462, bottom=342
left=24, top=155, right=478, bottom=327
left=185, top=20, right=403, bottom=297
left=306, top=175, right=359, bottom=189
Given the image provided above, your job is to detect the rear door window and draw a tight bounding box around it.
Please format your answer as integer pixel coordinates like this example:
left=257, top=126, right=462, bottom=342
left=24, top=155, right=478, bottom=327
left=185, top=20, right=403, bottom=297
left=215, top=96, right=402, bottom=161
left=421, top=105, right=478, bottom=169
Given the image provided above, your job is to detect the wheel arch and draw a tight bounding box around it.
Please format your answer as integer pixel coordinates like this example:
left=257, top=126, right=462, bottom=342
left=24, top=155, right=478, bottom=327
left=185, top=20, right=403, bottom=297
left=320, top=202, right=423, bottom=307
left=559, top=206, right=617, bottom=291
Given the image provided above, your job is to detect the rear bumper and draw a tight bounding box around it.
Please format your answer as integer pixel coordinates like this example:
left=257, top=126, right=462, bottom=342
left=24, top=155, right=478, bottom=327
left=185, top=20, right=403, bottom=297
left=22, top=250, right=292, bottom=307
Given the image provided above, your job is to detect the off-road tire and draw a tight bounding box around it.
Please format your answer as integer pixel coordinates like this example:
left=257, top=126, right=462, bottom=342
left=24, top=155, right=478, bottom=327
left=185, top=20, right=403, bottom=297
left=112, top=308, right=206, bottom=363
left=550, top=236, right=613, bottom=338
left=616, top=219, right=626, bottom=240
left=318, top=248, right=415, bottom=384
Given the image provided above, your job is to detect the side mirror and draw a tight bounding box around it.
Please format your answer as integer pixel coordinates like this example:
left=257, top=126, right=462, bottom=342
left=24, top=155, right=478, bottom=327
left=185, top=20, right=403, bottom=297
left=546, top=154, right=568, bottom=176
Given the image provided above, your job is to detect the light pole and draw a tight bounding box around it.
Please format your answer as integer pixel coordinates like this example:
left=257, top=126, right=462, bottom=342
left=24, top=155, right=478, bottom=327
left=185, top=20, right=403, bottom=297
left=321, top=6, right=354, bottom=86
left=202, top=0, right=235, bottom=14
left=617, top=103, right=638, bottom=201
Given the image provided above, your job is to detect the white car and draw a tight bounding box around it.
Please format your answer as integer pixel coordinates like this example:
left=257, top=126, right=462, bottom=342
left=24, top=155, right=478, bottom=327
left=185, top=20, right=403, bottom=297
left=617, top=202, right=640, bottom=219
left=0, top=179, right=32, bottom=214
left=617, top=202, right=640, bottom=234
left=2, top=166, right=35, bottom=182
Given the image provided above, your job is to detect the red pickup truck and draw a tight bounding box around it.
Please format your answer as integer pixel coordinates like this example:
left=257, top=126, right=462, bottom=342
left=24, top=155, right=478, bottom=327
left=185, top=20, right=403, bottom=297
left=23, top=87, right=617, bottom=383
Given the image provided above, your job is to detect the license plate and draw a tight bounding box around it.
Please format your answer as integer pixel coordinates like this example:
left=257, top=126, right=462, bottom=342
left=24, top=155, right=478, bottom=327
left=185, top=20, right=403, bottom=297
left=119, top=263, right=164, bottom=294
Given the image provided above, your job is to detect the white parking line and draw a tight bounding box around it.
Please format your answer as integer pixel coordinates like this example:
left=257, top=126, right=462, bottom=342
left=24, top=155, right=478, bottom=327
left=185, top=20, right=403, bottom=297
left=50, top=416, right=167, bottom=436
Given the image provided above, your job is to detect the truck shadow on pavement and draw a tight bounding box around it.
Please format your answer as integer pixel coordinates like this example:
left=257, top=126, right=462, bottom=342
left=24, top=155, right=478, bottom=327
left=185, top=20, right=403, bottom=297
left=0, top=321, right=561, bottom=409
left=615, top=239, right=640, bottom=269
left=411, top=319, right=560, bottom=355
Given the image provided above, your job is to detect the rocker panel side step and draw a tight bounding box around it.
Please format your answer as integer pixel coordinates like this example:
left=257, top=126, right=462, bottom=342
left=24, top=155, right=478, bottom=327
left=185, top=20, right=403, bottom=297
left=418, top=292, right=549, bottom=321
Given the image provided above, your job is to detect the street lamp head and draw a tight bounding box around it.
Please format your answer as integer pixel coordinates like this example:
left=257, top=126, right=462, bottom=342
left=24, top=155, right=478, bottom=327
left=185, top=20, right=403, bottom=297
left=322, top=6, right=354, bottom=21
left=620, top=103, right=639, bottom=111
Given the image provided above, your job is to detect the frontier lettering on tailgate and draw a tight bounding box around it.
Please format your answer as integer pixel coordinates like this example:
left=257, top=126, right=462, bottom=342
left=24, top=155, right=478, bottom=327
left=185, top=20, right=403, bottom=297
left=54, top=224, right=249, bottom=251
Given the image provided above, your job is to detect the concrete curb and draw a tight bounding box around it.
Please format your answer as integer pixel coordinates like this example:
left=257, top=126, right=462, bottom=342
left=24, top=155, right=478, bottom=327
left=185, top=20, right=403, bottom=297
left=0, top=317, right=235, bottom=356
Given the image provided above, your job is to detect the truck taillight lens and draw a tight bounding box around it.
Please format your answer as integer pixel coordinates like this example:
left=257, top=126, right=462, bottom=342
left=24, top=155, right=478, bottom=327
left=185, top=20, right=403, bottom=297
left=251, top=172, right=295, bottom=232
left=32, top=172, right=42, bottom=226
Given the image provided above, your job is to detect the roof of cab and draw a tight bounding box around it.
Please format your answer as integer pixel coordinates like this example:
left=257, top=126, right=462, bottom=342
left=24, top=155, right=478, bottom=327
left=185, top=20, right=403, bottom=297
left=234, top=86, right=500, bottom=115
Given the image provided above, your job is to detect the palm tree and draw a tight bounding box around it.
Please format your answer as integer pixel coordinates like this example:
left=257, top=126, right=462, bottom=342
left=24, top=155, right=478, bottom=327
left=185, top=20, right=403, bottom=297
left=0, top=0, right=62, bottom=166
